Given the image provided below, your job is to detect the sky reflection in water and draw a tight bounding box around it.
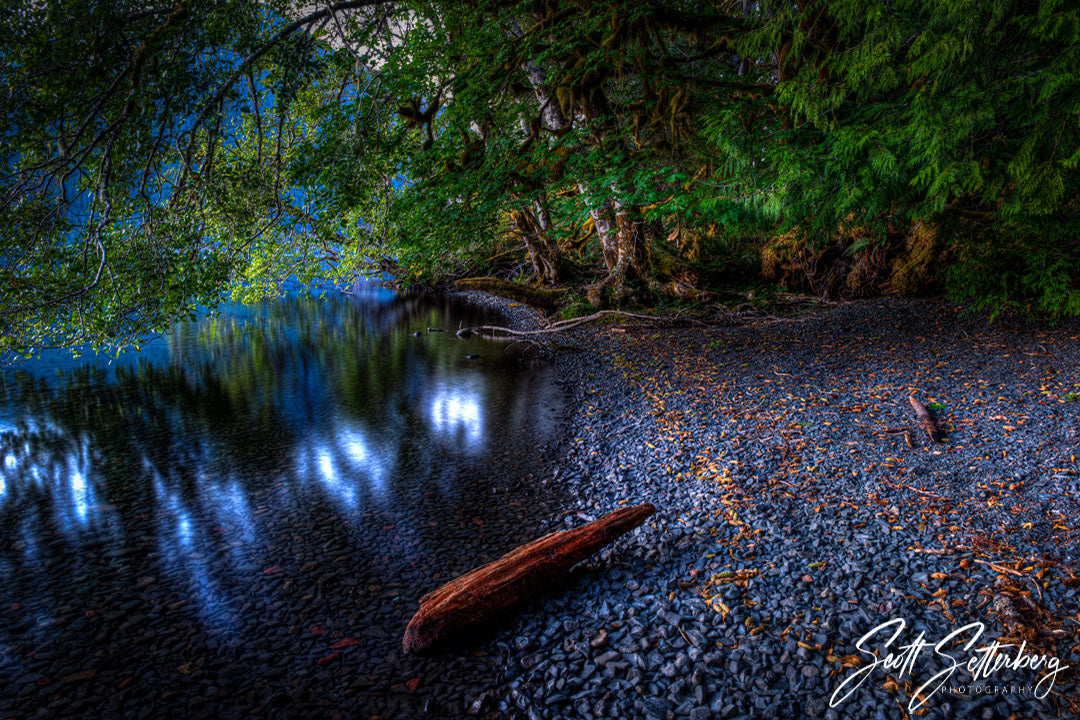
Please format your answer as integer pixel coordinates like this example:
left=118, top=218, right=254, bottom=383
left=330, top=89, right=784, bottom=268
left=0, top=289, right=564, bottom=634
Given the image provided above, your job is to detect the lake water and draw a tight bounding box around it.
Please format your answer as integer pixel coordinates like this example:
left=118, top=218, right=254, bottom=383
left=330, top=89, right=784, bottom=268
left=0, top=288, right=568, bottom=718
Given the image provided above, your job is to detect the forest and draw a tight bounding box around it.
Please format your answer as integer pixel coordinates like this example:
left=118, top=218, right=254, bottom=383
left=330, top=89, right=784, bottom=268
left=3, top=0, right=1080, bottom=354
left=3, top=5, right=1080, bottom=719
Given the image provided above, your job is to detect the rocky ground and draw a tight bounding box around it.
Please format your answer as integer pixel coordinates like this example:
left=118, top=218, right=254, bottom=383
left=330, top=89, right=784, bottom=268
left=479, top=297, right=1080, bottom=720
left=2, top=294, right=1078, bottom=720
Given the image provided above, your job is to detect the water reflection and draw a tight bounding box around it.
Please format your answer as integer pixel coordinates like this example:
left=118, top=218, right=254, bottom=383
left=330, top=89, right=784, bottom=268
left=204, top=478, right=257, bottom=545
left=152, top=474, right=237, bottom=629
left=0, top=290, right=564, bottom=636
left=0, top=421, right=118, bottom=540
left=428, top=378, right=485, bottom=450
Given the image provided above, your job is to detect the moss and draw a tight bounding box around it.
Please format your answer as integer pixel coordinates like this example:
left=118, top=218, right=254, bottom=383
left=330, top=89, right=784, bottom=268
left=760, top=230, right=803, bottom=285
left=760, top=229, right=853, bottom=297
left=759, top=220, right=948, bottom=299
left=890, top=222, right=943, bottom=295
left=559, top=299, right=594, bottom=319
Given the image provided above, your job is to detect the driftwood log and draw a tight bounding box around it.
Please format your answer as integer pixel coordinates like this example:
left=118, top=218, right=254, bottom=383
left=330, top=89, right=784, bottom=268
left=908, top=395, right=940, bottom=443
left=402, top=503, right=656, bottom=654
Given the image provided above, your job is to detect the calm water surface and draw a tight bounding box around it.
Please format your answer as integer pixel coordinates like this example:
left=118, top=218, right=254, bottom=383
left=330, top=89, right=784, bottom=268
left=0, top=288, right=567, bottom=718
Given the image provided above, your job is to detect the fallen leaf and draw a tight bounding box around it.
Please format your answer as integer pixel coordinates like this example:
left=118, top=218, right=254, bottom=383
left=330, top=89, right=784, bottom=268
left=63, top=669, right=98, bottom=684
left=316, top=652, right=341, bottom=665
left=330, top=638, right=358, bottom=650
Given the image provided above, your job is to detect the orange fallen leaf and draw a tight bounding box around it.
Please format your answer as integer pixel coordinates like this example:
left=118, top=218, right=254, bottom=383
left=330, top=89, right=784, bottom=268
left=316, top=652, right=341, bottom=665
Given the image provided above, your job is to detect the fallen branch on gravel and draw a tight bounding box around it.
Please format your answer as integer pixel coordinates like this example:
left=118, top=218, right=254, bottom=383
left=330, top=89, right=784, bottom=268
left=885, top=481, right=949, bottom=501
left=402, top=503, right=656, bottom=655
left=775, top=292, right=844, bottom=306
left=974, top=559, right=1026, bottom=577
left=908, top=394, right=941, bottom=443
left=456, top=310, right=662, bottom=339
left=909, top=545, right=971, bottom=555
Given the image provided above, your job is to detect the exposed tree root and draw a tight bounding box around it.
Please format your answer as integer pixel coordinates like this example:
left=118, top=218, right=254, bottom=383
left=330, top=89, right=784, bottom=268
left=646, top=278, right=714, bottom=303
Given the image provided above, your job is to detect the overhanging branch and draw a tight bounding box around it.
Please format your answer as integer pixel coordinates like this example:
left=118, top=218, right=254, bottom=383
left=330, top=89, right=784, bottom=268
left=178, top=0, right=397, bottom=185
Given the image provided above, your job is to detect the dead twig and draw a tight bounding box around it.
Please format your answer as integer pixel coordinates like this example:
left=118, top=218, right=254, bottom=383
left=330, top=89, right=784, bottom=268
left=973, top=559, right=1025, bottom=577
left=457, top=310, right=662, bottom=339
left=885, top=481, right=949, bottom=501
left=909, top=545, right=971, bottom=555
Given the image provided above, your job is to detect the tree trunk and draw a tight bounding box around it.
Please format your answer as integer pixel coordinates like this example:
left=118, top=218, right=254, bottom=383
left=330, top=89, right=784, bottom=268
left=508, top=19, right=570, bottom=133
left=511, top=200, right=561, bottom=285
left=611, top=196, right=649, bottom=279
left=402, top=503, right=656, bottom=655
left=513, top=26, right=632, bottom=285
left=511, top=24, right=703, bottom=301
left=523, top=233, right=560, bottom=284
left=523, top=58, right=569, bottom=131
left=586, top=192, right=650, bottom=304
left=578, top=182, right=618, bottom=270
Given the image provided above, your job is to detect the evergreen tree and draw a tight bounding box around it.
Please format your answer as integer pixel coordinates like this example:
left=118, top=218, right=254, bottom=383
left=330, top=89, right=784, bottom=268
left=2, top=0, right=1078, bottom=354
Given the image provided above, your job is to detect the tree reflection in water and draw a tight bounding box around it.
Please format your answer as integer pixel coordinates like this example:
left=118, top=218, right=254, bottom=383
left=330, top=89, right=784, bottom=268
left=0, top=290, right=565, bottom=636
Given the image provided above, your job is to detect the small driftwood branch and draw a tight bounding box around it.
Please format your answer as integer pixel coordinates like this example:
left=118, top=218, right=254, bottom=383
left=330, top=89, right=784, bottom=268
left=909, top=545, right=970, bottom=555
left=908, top=394, right=940, bottom=443
left=973, top=559, right=1025, bottom=577
left=885, top=481, right=948, bottom=501
left=402, top=503, right=656, bottom=654
left=456, top=310, right=660, bottom=339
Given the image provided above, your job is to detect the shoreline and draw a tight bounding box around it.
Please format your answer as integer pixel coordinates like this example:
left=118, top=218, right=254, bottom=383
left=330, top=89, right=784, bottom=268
left=1, top=287, right=1077, bottom=720
left=443, top=288, right=553, bottom=331
left=454, top=290, right=1080, bottom=719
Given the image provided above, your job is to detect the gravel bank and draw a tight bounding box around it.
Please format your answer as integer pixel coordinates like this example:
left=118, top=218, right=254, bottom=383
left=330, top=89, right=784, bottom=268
left=468, top=295, right=1080, bottom=720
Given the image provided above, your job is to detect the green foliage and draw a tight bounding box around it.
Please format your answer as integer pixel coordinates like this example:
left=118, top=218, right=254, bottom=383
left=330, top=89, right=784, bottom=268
left=2, top=0, right=1080, bottom=356
left=944, top=214, right=1080, bottom=319
left=560, top=298, right=593, bottom=320
left=708, top=0, right=1080, bottom=314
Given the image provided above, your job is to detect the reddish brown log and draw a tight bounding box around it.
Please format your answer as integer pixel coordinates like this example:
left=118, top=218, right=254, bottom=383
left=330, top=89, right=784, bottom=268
left=402, top=503, right=656, bottom=655
left=908, top=395, right=940, bottom=443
